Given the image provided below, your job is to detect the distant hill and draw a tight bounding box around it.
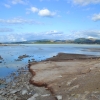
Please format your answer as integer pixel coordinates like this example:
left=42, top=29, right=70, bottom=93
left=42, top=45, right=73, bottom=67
left=74, top=38, right=100, bottom=44
left=3, top=38, right=100, bottom=44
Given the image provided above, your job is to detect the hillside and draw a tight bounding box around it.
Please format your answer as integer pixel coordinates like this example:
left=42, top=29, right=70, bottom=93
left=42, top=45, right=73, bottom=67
left=3, top=38, right=100, bottom=44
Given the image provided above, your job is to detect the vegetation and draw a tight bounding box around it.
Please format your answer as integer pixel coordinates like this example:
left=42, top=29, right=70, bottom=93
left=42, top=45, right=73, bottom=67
left=74, top=38, right=100, bottom=44
left=3, top=38, right=100, bottom=44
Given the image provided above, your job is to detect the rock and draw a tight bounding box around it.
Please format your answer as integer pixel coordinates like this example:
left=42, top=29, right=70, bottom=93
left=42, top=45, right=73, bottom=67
left=10, top=89, right=20, bottom=94
left=68, top=85, right=79, bottom=91
left=13, top=96, right=18, bottom=100
left=0, top=96, right=7, bottom=100
left=41, top=94, right=50, bottom=97
left=27, top=93, right=39, bottom=100
left=1, top=91, right=7, bottom=96
left=58, top=75, right=62, bottom=78
left=67, top=78, right=77, bottom=86
left=92, top=91, right=100, bottom=94
left=21, top=89, right=28, bottom=95
left=0, top=90, right=4, bottom=94
left=29, top=90, right=36, bottom=95
left=0, top=55, right=3, bottom=60
left=81, top=68, right=91, bottom=74
left=84, top=91, right=90, bottom=95
left=18, top=54, right=30, bottom=59
left=56, top=95, right=62, bottom=100
left=67, top=81, right=72, bottom=86
left=24, top=84, right=30, bottom=90
left=0, top=79, right=5, bottom=84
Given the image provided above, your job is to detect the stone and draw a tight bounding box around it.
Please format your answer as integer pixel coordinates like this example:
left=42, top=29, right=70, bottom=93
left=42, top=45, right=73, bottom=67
left=0, top=97, right=7, bottom=100
left=56, top=95, right=62, bottom=100
left=67, top=81, right=72, bottom=86
left=21, top=89, right=28, bottom=95
left=92, top=91, right=99, bottom=94
left=58, top=75, right=62, bottom=78
left=10, top=89, right=20, bottom=94
left=81, top=68, right=91, bottom=74
left=27, top=93, right=39, bottom=100
left=0, top=90, right=4, bottom=94
left=67, top=78, right=77, bottom=86
left=1, top=91, right=7, bottom=96
left=68, top=85, right=79, bottom=91
left=24, top=84, right=30, bottom=90
left=41, top=94, right=50, bottom=97
left=84, top=91, right=90, bottom=95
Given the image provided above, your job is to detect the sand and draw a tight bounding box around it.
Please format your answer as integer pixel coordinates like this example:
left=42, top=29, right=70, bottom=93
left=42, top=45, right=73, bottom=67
left=29, top=53, right=100, bottom=100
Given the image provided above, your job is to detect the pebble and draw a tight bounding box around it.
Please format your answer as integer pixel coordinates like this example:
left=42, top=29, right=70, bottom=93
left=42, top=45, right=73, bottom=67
left=27, top=93, right=39, bottom=100
left=68, top=85, right=79, bottom=91
left=41, top=94, right=50, bottom=97
left=21, top=89, right=28, bottom=95
left=56, top=95, right=62, bottom=100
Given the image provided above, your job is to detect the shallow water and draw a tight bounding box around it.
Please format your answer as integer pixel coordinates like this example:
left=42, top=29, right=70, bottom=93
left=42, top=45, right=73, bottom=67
left=0, top=44, right=100, bottom=78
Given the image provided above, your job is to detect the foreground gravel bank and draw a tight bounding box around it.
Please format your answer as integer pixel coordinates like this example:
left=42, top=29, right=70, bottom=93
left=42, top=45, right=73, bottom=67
left=0, top=66, right=55, bottom=100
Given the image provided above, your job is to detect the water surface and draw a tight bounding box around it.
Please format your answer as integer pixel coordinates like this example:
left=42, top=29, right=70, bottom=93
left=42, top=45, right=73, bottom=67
left=0, top=44, right=100, bottom=78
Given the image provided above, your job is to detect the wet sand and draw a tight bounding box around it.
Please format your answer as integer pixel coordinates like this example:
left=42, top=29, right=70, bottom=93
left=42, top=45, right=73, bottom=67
left=29, top=53, right=100, bottom=100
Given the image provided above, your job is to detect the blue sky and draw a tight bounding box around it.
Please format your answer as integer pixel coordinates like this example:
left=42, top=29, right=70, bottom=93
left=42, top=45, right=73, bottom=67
left=0, top=0, right=100, bottom=42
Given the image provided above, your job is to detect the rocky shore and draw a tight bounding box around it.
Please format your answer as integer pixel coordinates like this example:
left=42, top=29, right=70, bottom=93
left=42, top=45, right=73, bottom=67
left=0, top=53, right=100, bottom=100
left=0, top=66, right=55, bottom=100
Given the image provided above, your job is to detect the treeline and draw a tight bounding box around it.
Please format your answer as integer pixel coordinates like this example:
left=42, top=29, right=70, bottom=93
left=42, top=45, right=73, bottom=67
left=3, top=38, right=100, bottom=44
left=74, top=38, right=100, bottom=44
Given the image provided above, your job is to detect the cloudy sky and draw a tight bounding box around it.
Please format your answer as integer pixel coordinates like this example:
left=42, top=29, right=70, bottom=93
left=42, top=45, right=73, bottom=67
left=0, top=0, right=100, bottom=42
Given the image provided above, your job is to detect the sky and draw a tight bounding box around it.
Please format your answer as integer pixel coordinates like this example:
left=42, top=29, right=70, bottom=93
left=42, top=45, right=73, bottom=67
left=0, top=0, right=100, bottom=42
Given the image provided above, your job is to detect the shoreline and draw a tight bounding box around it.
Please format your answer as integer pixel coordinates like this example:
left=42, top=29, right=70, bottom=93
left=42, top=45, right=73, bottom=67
left=0, top=53, right=100, bottom=100
left=0, top=65, right=55, bottom=100
left=29, top=53, right=100, bottom=100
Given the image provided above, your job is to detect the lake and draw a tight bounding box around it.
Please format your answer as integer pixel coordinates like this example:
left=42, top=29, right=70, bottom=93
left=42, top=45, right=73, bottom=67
left=0, top=44, right=100, bottom=78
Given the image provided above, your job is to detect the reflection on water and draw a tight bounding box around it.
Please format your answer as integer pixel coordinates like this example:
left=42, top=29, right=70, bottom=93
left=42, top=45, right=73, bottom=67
left=0, top=44, right=100, bottom=78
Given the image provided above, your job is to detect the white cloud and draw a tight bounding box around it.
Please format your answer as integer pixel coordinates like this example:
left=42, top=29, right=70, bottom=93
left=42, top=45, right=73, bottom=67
left=0, top=30, right=63, bottom=42
left=1, top=30, right=100, bottom=42
left=38, top=9, right=56, bottom=17
left=0, top=28, right=13, bottom=32
left=30, top=7, right=39, bottom=13
left=7, top=35, right=17, bottom=41
left=92, top=13, right=100, bottom=21
left=72, top=0, right=100, bottom=6
left=0, top=33, right=27, bottom=42
left=29, top=6, right=56, bottom=17
left=0, top=18, right=43, bottom=25
left=11, top=0, right=28, bottom=5
left=71, top=30, right=100, bottom=39
left=46, top=30, right=63, bottom=35
left=4, top=4, right=11, bottom=8
left=39, top=0, right=59, bottom=1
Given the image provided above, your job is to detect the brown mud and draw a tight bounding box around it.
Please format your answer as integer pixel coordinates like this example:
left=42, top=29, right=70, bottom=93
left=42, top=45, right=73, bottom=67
left=29, top=53, right=100, bottom=100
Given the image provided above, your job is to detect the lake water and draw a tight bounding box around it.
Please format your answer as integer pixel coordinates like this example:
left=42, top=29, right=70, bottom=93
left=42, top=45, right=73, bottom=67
left=0, top=44, right=100, bottom=78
